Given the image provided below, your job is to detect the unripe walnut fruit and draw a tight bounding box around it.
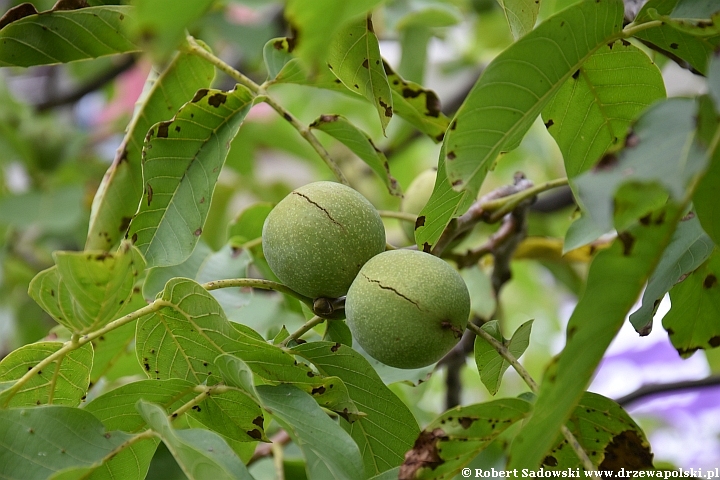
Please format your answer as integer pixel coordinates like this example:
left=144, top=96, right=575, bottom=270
left=345, top=250, right=470, bottom=369
left=262, top=181, right=386, bottom=299
left=400, top=169, right=437, bottom=241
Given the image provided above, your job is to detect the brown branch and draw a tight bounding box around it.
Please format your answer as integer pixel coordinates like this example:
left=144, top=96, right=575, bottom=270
left=616, top=375, right=720, bottom=407
left=35, top=55, right=136, bottom=112
left=248, top=430, right=292, bottom=466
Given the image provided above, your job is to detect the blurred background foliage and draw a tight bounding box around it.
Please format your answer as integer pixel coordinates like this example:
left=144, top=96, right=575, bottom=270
left=0, top=0, right=717, bottom=476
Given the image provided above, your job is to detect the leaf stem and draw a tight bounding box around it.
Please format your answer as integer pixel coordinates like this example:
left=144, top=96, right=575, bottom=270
left=0, top=301, right=164, bottom=408
left=281, top=316, right=325, bottom=347
left=622, top=20, right=663, bottom=37
left=466, top=322, right=596, bottom=471
left=202, top=278, right=314, bottom=307
left=184, top=36, right=349, bottom=185
left=378, top=210, right=418, bottom=223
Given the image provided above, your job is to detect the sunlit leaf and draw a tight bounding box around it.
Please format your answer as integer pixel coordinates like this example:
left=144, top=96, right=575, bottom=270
left=137, top=400, right=254, bottom=480
left=87, top=48, right=215, bottom=251
left=310, top=114, right=401, bottom=196
left=414, top=148, right=475, bottom=250
left=0, top=342, right=92, bottom=409
left=630, top=213, right=714, bottom=334
left=474, top=319, right=533, bottom=395
left=257, top=384, right=365, bottom=480
left=542, top=392, right=653, bottom=470
left=0, top=5, right=137, bottom=67
left=0, top=406, right=132, bottom=480
left=497, top=0, right=540, bottom=39
left=293, top=341, right=420, bottom=477
left=443, top=0, right=624, bottom=194
left=663, top=250, right=720, bottom=357
left=542, top=40, right=665, bottom=178
left=400, top=398, right=532, bottom=479
left=327, top=16, right=393, bottom=133
left=284, top=0, right=385, bottom=68
left=127, top=85, right=255, bottom=268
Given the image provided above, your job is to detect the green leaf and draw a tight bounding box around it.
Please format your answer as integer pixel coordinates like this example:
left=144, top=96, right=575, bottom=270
left=0, top=186, right=85, bottom=233
left=542, top=392, right=653, bottom=469
left=671, top=0, right=720, bottom=21
left=400, top=398, right=532, bottom=479
left=128, top=0, right=213, bottom=61
left=29, top=243, right=145, bottom=334
left=86, top=48, right=215, bottom=251
left=137, top=400, right=255, bottom=480
left=633, top=0, right=720, bottom=75
left=256, top=384, right=365, bottom=480
left=227, top=202, right=274, bottom=243
left=0, top=341, right=92, bottom=408
left=293, top=341, right=420, bottom=477
left=127, top=85, right=255, bottom=268
left=327, top=16, right=393, bottom=133
left=694, top=79, right=720, bottom=245
left=663, top=250, right=720, bottom=357
left=648, top=6, right=720, bottom=37
left=414, top=148, right=475, bottom=250
left=143, top=240, right=213, bottom=299
left=630, top=213, right=715, bottom=334
left=383, top=61, right=449, bottom=142
left=508, top=204, right=683, bottom=470
left=0, top=406, right=133, bottom=480
left=573, top=98, right=708, bottom=235
left=263, top=37, right=295, bottom=80
left=542, top=40, right=665, bottom=178
left=0, top=5, right=137, bottom=67
left=497, top=0, right=540, bottom=39
left=310, top=114, right=401, bottom=196
left=137, top=278, right=307, bottom=380
left=284, top=0, right=385, bottom=69
left=443, top=0, right=624, bottom=194
left=474, top=319, right=533, bottom=395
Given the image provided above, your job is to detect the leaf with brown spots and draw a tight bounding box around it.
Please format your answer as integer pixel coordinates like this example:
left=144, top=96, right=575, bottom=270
left=127, top=85, right=255, bottom=268
left=327, top=16, right=393, bottom=134
left=540, top=392, right=653, bottom=471
left=310, top=114, right=402, bottom=196
left=663, top=250, right=720, bottom=357
left=401, top=398, right=531, bottom=479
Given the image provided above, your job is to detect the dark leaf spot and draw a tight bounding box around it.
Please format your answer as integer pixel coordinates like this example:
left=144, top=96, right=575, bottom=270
left=0, top=4, right=39, bottom=30
left=208, top=93, right=226, bottom=108
left=362, top=59, right=369, bottom=69
left=283, top=112, right=292, bottom=122
left=119, top=216, right=132, bottom=233
left=146, top=184, right=153, bottom=206
left=618, top=231, right=635, bottom=256
left=175, top=125, right=181, bottom=132
left=572, top=70, right=580, bottom=79
left=670, top=43, right=679, bottom=49
left=639, top=214, right=651, bottom=226
left=598, top=430, right=653, bottom=472
left=306, top=371, right=315, bottom=377
left=399, top=428, right=447, bottom=478
left=415, top=215, right=426, bottom=230
left=458, top=417, right=475, bottom=429
left=131, top=233, right=138, bottom=243
left=366, top=16, right=374, bottom=32
left=192, top=89, right=209, bottom=102
left=247, top=429, right=262, bottom=439
left=157, top=121, right=171, bottom=138
left=144, top=363, right=150, bottom=371
left=379, top=99, right=393, bottom=118
left=595, top=153, right=618, bottom=171
left=704, top=275, right=717, bottom=289
left=422, top=242, right=431, bottom=253
left=311, top=386, right=326, bottom=395
left=331, top=343, right=341, bottom=352
left=447, top=151, right=456, bottom=160
left=708, top=336, right=720, bottom=348
left=194, top=228, right=202, bottom=236
left=252, top=416, right=263, bottom=428
left=544, top=119, right=554, bottom=129
left=543, top=455, right=558, bottom=467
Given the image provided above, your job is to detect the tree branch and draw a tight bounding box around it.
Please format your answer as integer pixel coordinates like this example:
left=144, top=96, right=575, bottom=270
left=616, top=375, right=720, bottom=407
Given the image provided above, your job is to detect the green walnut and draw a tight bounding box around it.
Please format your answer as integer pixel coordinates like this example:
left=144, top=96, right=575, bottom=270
left=262, top=181, right=386, bottom=299
left=345, top=249, right=470, bottom=369
left=400, top=169, right=437, bottom=241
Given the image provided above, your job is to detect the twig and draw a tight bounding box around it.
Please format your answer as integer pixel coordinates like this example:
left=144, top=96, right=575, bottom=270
left=467, top=322, right=596, bottom=472
left=616, top=375, right=720, bottom=407
left=35, top=55, right=136, bottom=111
left=184, top=36, right=349, bottom=185
left=280, top=316, right=325, bottom=347
left=202, top=278, right=314, bottom=308
left=249, top=430, right=292, bottom=465
left=378, top=210, right=418, bottom=223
